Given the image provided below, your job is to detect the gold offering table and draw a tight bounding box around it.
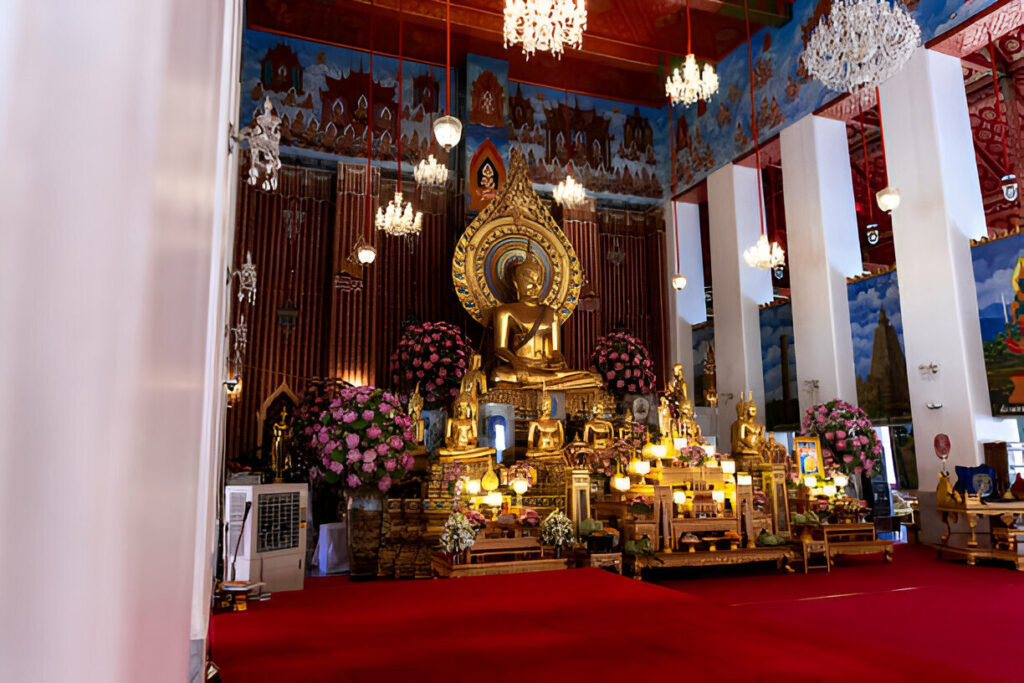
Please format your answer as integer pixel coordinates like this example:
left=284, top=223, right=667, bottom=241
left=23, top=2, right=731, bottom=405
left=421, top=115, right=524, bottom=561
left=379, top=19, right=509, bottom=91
left=626, top=547, right=794, bottom=573
left=431, top=536, right=570, bottom=578
left=936, top=487, right=1024, bottom=570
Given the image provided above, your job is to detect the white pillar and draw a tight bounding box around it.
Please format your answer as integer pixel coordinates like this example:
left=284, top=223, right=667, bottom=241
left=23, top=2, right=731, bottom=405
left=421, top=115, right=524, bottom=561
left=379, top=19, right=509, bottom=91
left=707, top=163, right=773, bottom=447
left=663, top=200, right=707, bottom=395
left=0, top=2, right=232, bottom=681
left=880, top=47, right=1017, bottom=539
left=781, top=115, right=861, bottom=416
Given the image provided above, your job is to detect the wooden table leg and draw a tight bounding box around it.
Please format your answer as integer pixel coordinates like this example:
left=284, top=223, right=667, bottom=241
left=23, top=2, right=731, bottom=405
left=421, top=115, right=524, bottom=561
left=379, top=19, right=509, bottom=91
left=940, top=511, right=951, bottom=544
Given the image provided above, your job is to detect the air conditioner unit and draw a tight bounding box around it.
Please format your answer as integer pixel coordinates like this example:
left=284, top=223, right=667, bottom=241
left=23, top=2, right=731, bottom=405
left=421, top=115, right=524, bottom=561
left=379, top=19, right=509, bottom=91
left=224, top=483, right=308, bottom=593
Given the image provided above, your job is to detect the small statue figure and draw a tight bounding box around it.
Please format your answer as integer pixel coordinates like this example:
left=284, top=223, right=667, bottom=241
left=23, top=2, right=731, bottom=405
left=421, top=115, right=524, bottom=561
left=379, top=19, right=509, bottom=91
left=617, top=407, right=635, bottom=440
left=658, top=395, right=673, bottom=438
left=460, top=353, right=487, bottom=397
left=439, top=392, right=495, bottom=459
left=526, top=393, right=565, bottom=456
left=271, top=407, right=290, bottom=483
left=667, top=363, right=689, bottom=410
left=703, top=345, right=718, bottom=407
left=582, top=398, right=615, bottom=451
left=730, top=391, right=765, bottom=470
left=675, top=401, right=703, bottom=446
left=407, top=382, right=425, bottom=444
left=760, top=433, right=787, bottom=464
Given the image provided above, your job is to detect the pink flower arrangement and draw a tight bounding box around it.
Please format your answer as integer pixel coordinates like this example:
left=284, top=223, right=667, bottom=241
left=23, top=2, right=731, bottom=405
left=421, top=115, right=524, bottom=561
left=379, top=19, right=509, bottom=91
left=800, top=399, right=883, bottom=477
left=589, top=331, right=657, bottom=398
left=584, top=437, right=631, bottom=477
left=311, top=385, right=416, bottom=493
left=389, top=320, right=471, bottom=409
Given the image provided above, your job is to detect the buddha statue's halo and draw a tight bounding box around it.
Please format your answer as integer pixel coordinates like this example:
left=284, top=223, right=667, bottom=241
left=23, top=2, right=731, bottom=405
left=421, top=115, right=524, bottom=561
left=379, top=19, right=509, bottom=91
left=452, top=148, right=582, bottom=324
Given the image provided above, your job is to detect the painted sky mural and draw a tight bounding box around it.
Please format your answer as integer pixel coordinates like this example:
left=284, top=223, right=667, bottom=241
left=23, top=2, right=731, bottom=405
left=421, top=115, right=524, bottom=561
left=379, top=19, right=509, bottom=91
left=760, top=302, right=799, bottom=429
left=972, top=232, right=1024, bottom=416
left=847, top=270, right=910, bottom=420
left=674, top=0, right=1002, bottom=191
left=241, top=29, right=449, bottom=170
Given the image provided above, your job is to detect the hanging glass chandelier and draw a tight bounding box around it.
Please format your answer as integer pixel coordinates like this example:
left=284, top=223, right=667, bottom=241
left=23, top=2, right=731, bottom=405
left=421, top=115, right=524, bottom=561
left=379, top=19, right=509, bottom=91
left=553, top=174, right=586, bottom=208
left=503, top=0, right=587, bottom=60
left=802, top=0, right=920, bottom=94
left=666, top=55, right=718, bottom=106
left=665, top=0, right=717, bottom=106
left=743, top=234, right=785, bottom=270
left=414, top=154, right=449, bottom=187
left=376, top=192, right=423, bottom=236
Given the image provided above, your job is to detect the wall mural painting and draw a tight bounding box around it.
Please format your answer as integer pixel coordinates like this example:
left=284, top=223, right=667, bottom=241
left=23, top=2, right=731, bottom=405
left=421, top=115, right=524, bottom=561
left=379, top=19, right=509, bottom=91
left=847, top=270, right=911, bottom=422
left=760, top=302, right=799, bottom=430
left=692, top=323, right=715, bottom=409
left=466, top=54, right=511, bottom=211
left=506, top=81, right=670, bottom=204
left=674, top=0, right=1002, bottom=191
left=241, top=29, right=448, bottom=169
left=973, top=232, right=1024, bottom=416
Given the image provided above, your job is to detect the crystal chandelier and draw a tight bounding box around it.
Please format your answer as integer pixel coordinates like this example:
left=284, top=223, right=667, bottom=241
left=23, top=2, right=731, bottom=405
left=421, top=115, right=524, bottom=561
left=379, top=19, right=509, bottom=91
left=553, top=173, right=586, bottom=209
left=802, top=0, right=920, bottom=94
left=414, top=154, right=449, bottom=187
left=503, top=0, right=587, bottom=60
left=666, top=55, right=718, bottom=106
left=376, top=192, right=423, bottom=236
left=743, top=234, right=785, bottom=270
left=231, top=251, right=258, bottom=305
left=236, top=98, right=283, bottom=191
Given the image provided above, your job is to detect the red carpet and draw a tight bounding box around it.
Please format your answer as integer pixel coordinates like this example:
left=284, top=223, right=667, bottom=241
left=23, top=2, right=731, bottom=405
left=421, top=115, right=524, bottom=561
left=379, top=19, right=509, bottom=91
left=211, top=545, right=1022, bottom=682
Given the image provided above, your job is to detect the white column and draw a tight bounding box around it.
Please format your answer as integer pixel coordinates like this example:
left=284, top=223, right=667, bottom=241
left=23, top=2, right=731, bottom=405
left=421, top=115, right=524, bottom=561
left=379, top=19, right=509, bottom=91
left=781, top=114, right=860, bottom=416
left=663, top=200, right=707, bottom=395
left=880, top=47, right=1017, bottom=539
left=0, top=2, right=231, bottom=682
left=707, top=163, right=773, bottom=447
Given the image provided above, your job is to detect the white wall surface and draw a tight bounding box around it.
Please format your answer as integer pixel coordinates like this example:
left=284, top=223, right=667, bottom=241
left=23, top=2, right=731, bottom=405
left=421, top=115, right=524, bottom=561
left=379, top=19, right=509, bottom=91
left=0, top=2, right=230, bottom=681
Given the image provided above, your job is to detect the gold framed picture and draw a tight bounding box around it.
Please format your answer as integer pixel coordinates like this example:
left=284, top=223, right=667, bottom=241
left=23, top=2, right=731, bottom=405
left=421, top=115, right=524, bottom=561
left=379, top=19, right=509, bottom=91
left=795, top=436, right=824, bottom=478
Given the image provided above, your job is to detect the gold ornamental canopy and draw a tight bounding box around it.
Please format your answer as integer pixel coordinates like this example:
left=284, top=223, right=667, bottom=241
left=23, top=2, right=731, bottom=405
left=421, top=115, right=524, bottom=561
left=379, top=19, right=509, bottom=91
left=452, top=148, right=583, bottom=325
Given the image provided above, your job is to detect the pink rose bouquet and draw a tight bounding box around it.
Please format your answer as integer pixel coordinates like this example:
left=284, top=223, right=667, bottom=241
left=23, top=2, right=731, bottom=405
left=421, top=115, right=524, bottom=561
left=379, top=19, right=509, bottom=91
left=800, top=399, right=883, bottom=477
left=588, top=330, right=657, bottom=398
left=311, top=385, right=416, bottom=493
left=389, top=320, right=471, bottom=409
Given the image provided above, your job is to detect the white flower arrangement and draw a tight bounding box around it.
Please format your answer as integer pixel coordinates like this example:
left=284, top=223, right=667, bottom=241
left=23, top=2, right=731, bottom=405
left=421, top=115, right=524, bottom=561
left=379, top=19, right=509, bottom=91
left=440, top=511, right=477, bottom=555
left=540, top=510, right=575, bottom=547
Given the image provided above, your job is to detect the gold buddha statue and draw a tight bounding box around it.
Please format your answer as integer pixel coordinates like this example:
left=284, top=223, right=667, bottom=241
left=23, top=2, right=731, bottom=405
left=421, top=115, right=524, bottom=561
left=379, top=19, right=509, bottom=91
left=491, top=246, right=601, bottom=390
left=407, top=383, right=425, bottom=445
left=617, top=407, right=634, bottom=440
left=460, top=353, right=487, bottom=397
left=730, top=391, right=765, bottom=469
left=526, top=393, right=565, bottom=457
left=439, top=392, right=494, bottom=459
left=271, top=407, right=290, bottom=483
left=675, top=401, right=703, bottom=445
left=582, top=398, right=615, bottom=451
left=667, top=363, right=689, bottom=408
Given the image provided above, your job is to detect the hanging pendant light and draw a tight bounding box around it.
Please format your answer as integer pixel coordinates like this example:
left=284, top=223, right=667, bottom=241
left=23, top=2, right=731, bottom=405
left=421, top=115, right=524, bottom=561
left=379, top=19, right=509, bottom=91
left=355, top=0, right=378, bottom=264
left=376, top=0, right=423, bottom=237
left=667, top=82, right=686, bottom=289
left=414, top=153, right=448, bottom=187
left=503, top=0, right=587, bottom=60
left=433, top=0, right=462, bottom=150
left=740, top=0, right=784, bottom=272
left=988, top=33, right=1018, bottom=203
left=872, top=87, right=900, bottom=214
left=665, top=0, right=718, bottom=106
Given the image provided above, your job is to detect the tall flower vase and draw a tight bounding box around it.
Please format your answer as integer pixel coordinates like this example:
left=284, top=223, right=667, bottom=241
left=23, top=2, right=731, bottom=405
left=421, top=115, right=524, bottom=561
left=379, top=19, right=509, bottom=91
left=346, top=488, right=384, bottom=581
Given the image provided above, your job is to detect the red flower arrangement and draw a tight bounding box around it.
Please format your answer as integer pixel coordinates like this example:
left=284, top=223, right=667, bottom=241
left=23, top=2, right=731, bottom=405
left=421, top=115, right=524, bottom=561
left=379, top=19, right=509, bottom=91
left=589, top=331, right=657, bottom=398
left=389, top=321, right=471, bottom=409
left=800, top=399, right=883, bottom=477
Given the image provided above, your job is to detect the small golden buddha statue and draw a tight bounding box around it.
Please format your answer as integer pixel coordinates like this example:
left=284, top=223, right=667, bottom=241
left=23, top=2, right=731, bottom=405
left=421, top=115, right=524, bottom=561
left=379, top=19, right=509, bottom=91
left=730, top=391, right=765, bottom=469
left=439, top=392, right=494, bottom=459
left=526, top=393, right=565, bottom=457
left=407, top=383, right=425, bottom=445
left=460, top=353, right=487, bottom=397
left=582, top=399, right=615, bottom=451
left=658, top=396, right=673, bottom=437
left=491, top=246, right=601, bottom=390
left=617, top=408, right=634, bottom=440
left=667, top=363, right=689, bottom=409
left=271, top=407, right=290, bottom=483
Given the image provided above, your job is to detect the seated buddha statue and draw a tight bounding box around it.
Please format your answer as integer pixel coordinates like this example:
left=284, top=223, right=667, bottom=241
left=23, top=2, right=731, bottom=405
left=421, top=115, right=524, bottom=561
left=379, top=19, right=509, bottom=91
left=439, top=392, right=494, bottom=459
left=460, top=353, right=487, bottom=397
left=582, top=398, right=615, bottom=451
left=730, top=391, right=766, bottom=470
left=674, top=401, right=703, bottom=446
left=490, top=246, right=601, bottom=390
left=526, top=393, right=565, bottom=457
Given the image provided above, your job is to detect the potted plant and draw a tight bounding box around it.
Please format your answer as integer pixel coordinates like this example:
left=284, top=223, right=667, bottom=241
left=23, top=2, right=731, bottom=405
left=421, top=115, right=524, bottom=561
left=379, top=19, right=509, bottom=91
left=311, top=386, right=416, bottom=580
left=540, top=510, right=575, bottom=558
left=440, top=510, right=477, bottom=564
left=588, top=330, right=657, bottom=400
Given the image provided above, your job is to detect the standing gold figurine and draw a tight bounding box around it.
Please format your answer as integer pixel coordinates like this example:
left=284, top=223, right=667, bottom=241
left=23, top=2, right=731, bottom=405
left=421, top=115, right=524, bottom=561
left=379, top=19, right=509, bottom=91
left=407, top=382, right=425, bottom=445
left=271, top=407, right=291, bottom=483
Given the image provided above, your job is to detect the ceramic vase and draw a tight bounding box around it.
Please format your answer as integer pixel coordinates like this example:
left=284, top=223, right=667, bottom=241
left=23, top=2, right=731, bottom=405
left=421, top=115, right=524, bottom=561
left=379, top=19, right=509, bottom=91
left=346, top=487, right=384, bottom=581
